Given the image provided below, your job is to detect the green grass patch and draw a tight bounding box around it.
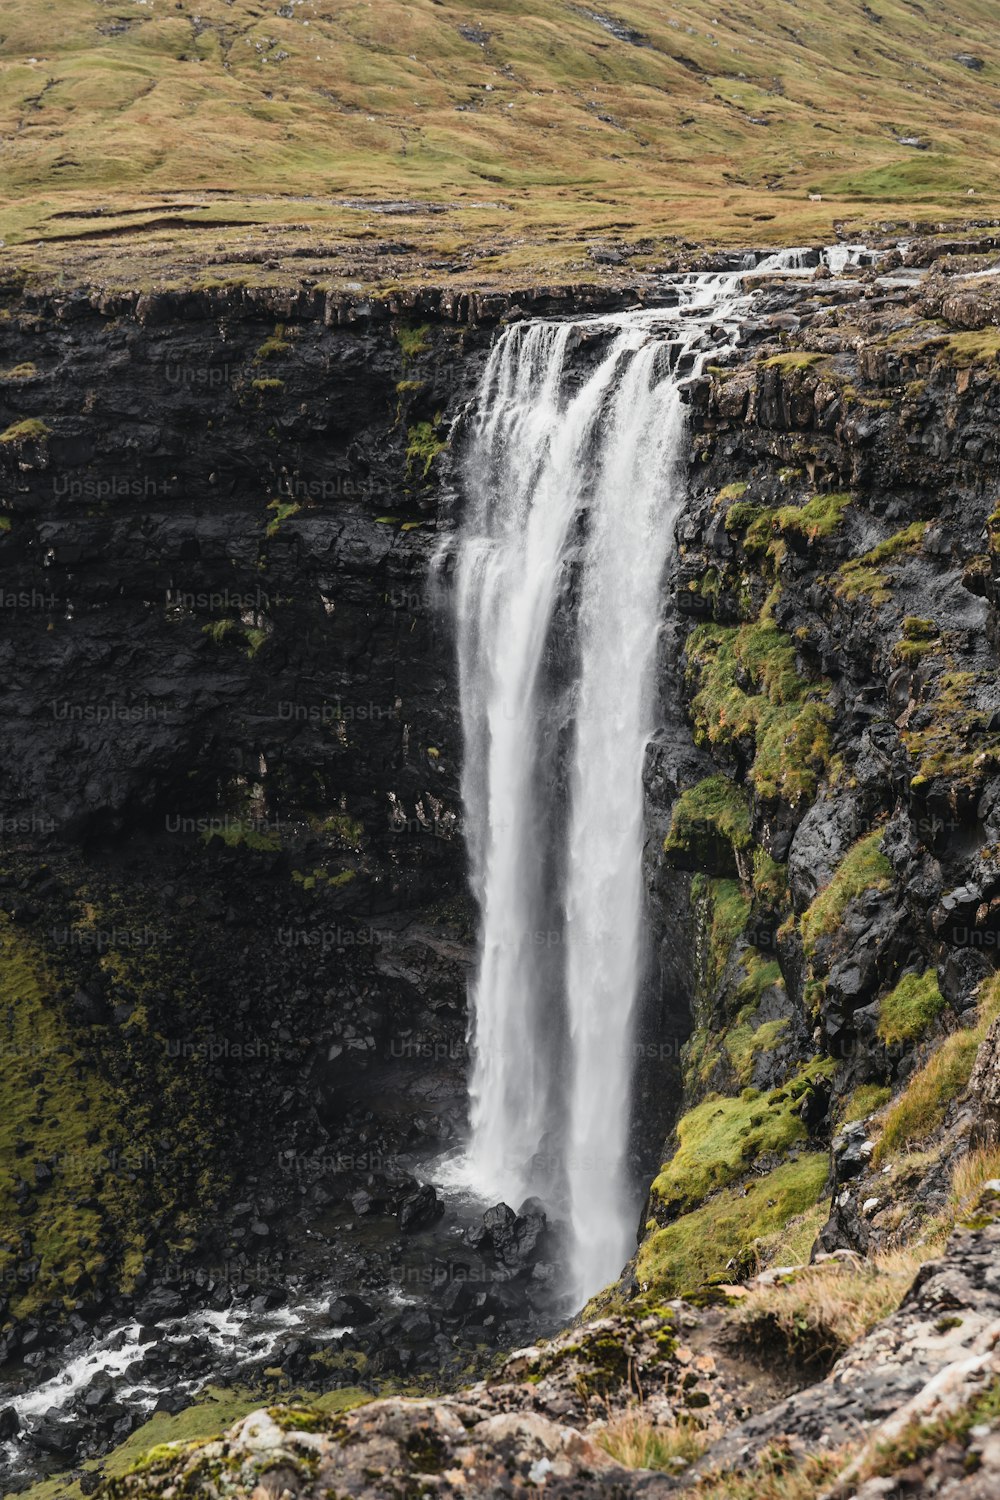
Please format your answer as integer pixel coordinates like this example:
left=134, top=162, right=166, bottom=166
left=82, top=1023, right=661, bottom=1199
left=943, top=329, right=1000, bottom=367
left=315, top=812, right=364, bottom=844
left=0, top=417, right=50, bottom=443
left=686, top=611, right=832, bottom=807
left=18, top=1384, right=373, bottom=1500
left=877, top=971, right=946, bottom=1047
left=835, top=521, right=928, bottom=602
left=663, top=774, right=751, bottom=874
left=840, top=1083, right=892, bottom=1124
left=243, top=626, right=268, bottom=657
left=202, top=618, right=235, bottom=645
left=266, top=498, right=301, bottom=536
left=725, top=1017, right=789, bottom=1086
left=201, top=822, right=281, bottom=852
left=893, top=614, right=941, bottom=665
left=724, top=498, right=763, bottom=531
left=0, top=918, right=146, bottom=1318
left=799, top=830, right=892, bottom=956
left=691, top=874, right=751, bottom=992
left=875, top=983, right=1000, bottom=1163
left=638, top=1154, right=830, bottom=1298
left=742, top=492, right=853, bottom=560
left=396, top=322, right=431, bottom=360
left=752, top=847, right=788, bottom=906
left=254, top=327, right=292, bottom=362
left=761, top=352, right=829, bottom=371
left=2, top=0, right=1000, bottom=298
left=406, top=418, right=447, bottom=479
left=650, top=1063, right=832, bottom=1218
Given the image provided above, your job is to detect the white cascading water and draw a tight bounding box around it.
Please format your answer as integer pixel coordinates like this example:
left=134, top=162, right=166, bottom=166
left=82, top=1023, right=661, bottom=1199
left=453, top=247, right=864, bottom=1302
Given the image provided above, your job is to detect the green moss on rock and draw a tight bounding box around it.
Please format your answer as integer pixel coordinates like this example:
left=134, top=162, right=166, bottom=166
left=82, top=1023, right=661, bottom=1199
left=691, top=874, right=752, bottom=992
left=0, top=917, right=146, bottom=1317
left=0, top=417, right=50, bottom=443
left=395, top=321, right=431, bottom=360
left=741, top=491, right=853, bottom=566
left=875, top=983, right=1000, bottom=1163
left=835, top=521, right=927, bottom=602
left=877, top=971, right=946, bottom=1046
left=406, top=418, right=447, bottom=479
left=663, top=775, right=751, bottom=874
left=799, top=830, right=893, bottom=956
left=686, top=611, right=832, bottom=807
left=650, top=1062, right=832, bottom=1219
left=638, top=1153, right=830, bottom=1298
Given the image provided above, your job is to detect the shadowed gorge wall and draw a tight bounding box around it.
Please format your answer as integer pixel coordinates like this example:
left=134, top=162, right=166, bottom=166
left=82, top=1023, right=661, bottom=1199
left=3, top=255, right=1000, bottom=1497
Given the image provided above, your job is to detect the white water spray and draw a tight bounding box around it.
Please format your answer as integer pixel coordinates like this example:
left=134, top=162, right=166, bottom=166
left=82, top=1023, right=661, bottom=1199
left=453, top=248, right=867, bottom=1302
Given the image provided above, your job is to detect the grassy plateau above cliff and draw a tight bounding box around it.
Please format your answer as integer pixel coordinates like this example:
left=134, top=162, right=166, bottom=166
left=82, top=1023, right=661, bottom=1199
left=3, top=0, right=1000, bottom=288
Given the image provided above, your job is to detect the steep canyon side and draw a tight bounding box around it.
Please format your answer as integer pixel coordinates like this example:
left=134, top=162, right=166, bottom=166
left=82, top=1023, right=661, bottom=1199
left=4, top=256, right=1000, bottom=1497
left=0, top=283, right=493, bottom=1356
left=636, top=261, right=1000, bottom=1301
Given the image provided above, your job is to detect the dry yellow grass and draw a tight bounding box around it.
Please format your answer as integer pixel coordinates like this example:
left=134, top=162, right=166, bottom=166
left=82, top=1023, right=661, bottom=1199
left=685, top=1443, right=854, bottom=1500
left=2, top=0, right=1000, bottom=287
left=950, top=1144, right=1000, bottom=1216
left=734, top=1249, right=927, bottom=1367
left=598, top=1408, right=712, bottom=1472
left=733, top=1139, right=1000, bottom=1371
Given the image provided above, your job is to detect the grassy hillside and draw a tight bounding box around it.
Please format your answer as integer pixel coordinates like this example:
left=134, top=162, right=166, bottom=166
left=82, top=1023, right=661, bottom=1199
left=1, top=0, right=1000, bottom=285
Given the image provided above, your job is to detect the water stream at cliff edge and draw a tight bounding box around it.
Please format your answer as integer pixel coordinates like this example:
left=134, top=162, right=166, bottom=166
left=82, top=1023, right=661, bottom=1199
left=452, top=246, right=871, bottom=1304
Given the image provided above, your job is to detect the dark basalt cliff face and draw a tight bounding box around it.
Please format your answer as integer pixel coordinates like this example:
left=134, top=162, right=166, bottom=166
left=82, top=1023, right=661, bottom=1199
left=3, top=260, right=1000, bottom=1495
left=636, top=264, right=1000, bottom=1300
left=0, top=287, right=537, bottom=1369
left=0, top=280, right=661, bottom=1475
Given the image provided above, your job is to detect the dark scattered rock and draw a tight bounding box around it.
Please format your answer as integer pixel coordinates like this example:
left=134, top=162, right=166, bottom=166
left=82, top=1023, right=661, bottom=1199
left=327, top=1293, right=377, bottom=1326
left=398, top=1183, right=445, bottom=1234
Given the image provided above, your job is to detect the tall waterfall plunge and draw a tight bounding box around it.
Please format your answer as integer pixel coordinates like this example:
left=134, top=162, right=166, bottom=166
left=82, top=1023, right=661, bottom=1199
left=452, top=254, right=851, bottom=1303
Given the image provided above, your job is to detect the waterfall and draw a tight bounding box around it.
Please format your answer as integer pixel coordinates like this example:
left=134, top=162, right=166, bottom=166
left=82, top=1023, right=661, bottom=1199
left=452, top=255, right=853, bottom=1303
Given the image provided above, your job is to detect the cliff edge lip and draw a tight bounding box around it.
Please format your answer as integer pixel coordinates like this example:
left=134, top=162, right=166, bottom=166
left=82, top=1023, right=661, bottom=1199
left=1, top=214, right=998, bottom=304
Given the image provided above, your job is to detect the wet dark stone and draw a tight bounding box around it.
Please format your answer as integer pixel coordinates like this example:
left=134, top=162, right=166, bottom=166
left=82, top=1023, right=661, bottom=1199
left=399, top=1183, right=445, bottom=1234
left=328, top=1293, right=377, bottom=1326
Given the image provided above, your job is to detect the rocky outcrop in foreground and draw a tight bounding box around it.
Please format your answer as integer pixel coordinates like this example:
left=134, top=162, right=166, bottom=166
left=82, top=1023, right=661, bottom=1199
left=102, top=1189, right=1000, bottom=1498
